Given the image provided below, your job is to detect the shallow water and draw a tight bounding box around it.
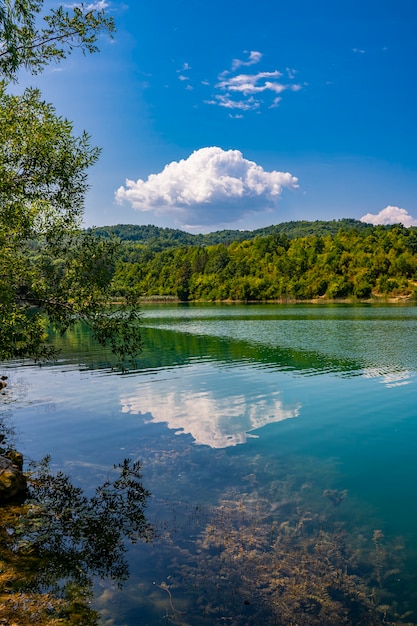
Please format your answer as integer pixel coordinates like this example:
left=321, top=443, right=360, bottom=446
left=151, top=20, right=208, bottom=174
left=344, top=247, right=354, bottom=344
left=3, top=303, right=417, bottom=624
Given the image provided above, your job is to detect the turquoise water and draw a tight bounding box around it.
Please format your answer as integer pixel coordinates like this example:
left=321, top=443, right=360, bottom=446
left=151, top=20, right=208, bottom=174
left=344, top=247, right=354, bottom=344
left=3, top=303, right=417, bottom=624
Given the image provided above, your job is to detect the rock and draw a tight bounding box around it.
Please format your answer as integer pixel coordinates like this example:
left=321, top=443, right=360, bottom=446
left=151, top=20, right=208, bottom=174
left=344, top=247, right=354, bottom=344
left=0, top=455, right=27, bottom=500
left=4, top=449, right=24, bottom=471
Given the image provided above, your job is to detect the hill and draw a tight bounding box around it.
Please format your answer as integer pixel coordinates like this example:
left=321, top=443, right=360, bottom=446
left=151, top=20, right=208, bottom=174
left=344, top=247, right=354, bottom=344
left=90, top=219, right=375, bottom=250
left=105, top=221, right=417, bottom=302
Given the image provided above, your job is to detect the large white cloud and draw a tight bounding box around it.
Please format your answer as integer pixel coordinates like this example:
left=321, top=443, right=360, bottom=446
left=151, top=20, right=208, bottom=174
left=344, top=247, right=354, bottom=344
left=115, top=147, right=298, bottom=228
left=360, top=205, right=417, bottom=227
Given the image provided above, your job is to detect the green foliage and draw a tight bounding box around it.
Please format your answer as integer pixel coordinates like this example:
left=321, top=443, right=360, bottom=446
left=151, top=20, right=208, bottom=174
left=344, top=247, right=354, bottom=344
left=0, top=84, right=99, bottom=238
left=109, top=223, right=417, bottom=302
left=0, top=0, right=114, bottom=81
left=0, top=3, right=142, bottom=364
left=0, top=86, right=142, bottom=363
left=91, top=218, right=375, bottom=250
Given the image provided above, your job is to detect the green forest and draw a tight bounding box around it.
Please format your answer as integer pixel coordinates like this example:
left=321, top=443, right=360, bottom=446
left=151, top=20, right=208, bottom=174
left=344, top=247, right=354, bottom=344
left=94, top=220, right=417, bottom=302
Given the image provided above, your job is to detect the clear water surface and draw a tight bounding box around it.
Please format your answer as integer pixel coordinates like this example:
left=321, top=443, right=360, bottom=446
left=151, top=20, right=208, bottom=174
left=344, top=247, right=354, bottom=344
left=2, top=303, right=417, bottom=624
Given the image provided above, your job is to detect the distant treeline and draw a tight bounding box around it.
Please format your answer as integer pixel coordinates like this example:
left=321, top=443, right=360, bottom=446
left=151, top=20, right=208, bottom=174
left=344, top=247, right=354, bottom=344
left=91, top=218, right=373, bottom=250
left=91, top=220, right=417, bottom=301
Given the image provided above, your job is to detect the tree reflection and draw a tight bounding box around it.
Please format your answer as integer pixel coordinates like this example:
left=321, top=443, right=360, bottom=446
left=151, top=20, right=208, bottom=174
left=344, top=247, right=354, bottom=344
left=0, top=456, right=153, bottom=625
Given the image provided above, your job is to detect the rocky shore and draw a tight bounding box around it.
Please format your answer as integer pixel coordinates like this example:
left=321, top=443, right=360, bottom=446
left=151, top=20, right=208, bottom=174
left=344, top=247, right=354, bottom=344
left=0, top=378, right=27, bottom=501
left=0, top=441, right=26, bottom=501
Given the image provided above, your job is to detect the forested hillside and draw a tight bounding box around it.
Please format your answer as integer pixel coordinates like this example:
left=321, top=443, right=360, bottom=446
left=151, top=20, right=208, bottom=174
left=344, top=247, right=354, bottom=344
left=106, top=221, right=417, bottom=301
left=92, top=218, right=373, bottom=249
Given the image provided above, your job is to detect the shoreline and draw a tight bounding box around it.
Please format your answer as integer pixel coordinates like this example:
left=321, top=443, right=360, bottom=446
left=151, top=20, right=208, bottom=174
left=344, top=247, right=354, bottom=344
left=112, top=294, right=417, bottom=305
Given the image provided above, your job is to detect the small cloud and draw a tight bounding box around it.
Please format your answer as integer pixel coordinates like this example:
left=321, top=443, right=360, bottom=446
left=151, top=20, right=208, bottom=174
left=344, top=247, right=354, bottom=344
left=232, top=50, right=263, bottom=70
left=177, top=62, right=192, bottom=86
left=269, top=97, right=282, bottom=108
left=115, top=147, right=298, bottom=228
left=205, top=94, right=260, bottom=110
left=177, top=62, right=191, bottom=75
left=66, top=0, right=109, bottom=9
left=207, top=53, right=302, bottom=114
left=352, top=47, right=366, bottom=54
left=217, top=70, right=285, bottom=95
left=360, top=205, right=417, bottom=227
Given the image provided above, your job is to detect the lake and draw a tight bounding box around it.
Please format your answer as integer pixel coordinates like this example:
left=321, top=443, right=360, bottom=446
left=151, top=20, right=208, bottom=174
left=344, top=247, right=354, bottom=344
left=3, top=303, right=417, bottom=625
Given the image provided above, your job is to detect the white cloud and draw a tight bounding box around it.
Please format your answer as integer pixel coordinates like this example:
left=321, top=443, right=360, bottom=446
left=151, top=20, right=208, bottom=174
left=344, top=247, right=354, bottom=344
left=205, top=94, right=261, bottom=110
left=360, top=205, right=417, bottom=227
left=231, top=50, right=263, bottom=70
left=177, top=63, right=192, bottom=83
left=207, top=53, right=302, bottom=113
left=115, top=147, right=298, bottom=228
left=66, top=0, right=109, bottom=9
left=218, top=71, right=286, bottom=95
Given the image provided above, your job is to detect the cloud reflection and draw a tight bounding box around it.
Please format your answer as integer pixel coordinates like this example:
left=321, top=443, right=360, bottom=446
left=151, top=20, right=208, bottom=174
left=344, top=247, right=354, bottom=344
left=363, top=367, right=413, bottom=388
left=120, top=369, right=300, bottom=448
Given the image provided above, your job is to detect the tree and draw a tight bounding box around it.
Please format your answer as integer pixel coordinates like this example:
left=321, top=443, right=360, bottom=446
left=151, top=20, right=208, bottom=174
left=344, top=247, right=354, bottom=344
left=0, top=0, right=115, bottom=81
left=0, top=85, right=142, bottom=362
left=0, top=2, right=141, bottom=364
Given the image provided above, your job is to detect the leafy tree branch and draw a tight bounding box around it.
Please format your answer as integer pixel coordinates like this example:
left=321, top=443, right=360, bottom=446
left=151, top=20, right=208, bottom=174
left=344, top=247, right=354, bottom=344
left=0, top=1, right=115, bottom=81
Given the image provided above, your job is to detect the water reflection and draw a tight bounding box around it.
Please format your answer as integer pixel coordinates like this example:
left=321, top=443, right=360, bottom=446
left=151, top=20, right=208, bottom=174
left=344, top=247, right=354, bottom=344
left=0, top=455, right=152, bottom=624
left=120, top=363, right=300, bottom=448
left=141, top=304, right=417, bottom=380
left=44, top=305, right=417, bottom=384
left=363, top=367, right=414, bottom=388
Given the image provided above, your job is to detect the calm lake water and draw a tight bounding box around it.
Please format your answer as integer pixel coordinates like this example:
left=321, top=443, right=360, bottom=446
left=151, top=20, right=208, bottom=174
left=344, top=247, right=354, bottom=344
left=3, top=303, right=417, bottom=624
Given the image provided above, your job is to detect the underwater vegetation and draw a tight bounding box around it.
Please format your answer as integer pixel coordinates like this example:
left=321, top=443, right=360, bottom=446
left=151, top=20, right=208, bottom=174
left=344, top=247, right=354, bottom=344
left=1, top=421, right=416, bottom=625
left=140, top=450, right=414, bottom=626
left=0, top=468, right=415, bottom=626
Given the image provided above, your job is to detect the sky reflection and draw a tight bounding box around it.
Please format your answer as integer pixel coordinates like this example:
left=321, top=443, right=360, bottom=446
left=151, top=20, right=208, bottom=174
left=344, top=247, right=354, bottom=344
left=120, top=363, right=300, bottom=448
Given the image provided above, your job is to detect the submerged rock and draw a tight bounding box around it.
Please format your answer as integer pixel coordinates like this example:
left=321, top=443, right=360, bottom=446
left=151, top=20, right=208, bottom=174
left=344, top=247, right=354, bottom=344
left=0, top=454, right=26, bottom=500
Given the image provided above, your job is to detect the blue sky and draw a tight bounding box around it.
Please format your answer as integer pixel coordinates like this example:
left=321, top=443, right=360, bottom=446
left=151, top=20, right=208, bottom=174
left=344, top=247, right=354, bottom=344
left=22, top=0, right=417, bottom=232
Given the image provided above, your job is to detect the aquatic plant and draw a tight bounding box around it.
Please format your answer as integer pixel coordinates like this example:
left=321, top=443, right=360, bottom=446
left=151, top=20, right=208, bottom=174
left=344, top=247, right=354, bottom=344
left=148, top=488, right=411, bottom=625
